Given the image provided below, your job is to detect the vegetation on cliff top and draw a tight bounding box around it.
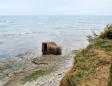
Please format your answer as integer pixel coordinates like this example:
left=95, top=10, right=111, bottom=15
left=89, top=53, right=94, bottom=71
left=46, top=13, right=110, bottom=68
left=60, top=25, right=112, bottom=86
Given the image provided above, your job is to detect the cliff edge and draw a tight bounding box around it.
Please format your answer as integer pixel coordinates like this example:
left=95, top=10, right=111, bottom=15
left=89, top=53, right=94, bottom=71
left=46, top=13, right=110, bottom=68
left=60, top=25, right=112, bottom=86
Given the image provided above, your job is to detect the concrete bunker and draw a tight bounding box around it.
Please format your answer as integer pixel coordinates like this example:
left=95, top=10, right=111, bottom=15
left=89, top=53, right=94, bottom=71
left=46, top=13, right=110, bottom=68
left=42, top=42, right=62, bottom=55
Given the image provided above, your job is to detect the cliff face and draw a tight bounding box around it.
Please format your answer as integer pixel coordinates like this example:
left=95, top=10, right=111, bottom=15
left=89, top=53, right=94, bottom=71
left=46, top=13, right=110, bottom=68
left=60, top=25, right=112, bottom=86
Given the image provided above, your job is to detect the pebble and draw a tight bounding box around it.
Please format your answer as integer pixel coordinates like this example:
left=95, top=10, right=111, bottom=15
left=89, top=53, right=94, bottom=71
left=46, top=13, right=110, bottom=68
left=23, top=54, right=73, bottom=86
left=34, top=70, right=67, bottom=86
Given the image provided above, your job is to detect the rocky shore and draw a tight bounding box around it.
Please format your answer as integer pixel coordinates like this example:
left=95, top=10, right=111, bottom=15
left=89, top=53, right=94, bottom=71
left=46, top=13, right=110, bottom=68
left=0, top=51, right=74, bottom=86
left=23, top=53, right=74, bottom=86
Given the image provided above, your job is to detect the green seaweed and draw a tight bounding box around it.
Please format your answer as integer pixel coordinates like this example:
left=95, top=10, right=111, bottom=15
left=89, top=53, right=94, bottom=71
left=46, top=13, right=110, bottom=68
left=23, top=70, right=54, bottom=84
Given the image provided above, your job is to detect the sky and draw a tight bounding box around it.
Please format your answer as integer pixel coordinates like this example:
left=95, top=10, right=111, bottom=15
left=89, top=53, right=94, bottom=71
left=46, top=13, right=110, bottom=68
left=0, top=0, right=112, bottom=15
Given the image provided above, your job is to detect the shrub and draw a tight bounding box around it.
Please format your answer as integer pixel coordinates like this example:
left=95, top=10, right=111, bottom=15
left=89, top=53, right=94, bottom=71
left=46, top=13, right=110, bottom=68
left=87, top=44, right=94, bottom=48
left=101, top=43, right=112, bottom=48
left=87, top=62, right=95, bottom=75
left=86, top=53, right=95, bottom=57
left=67, top=74, right=77, bottom=86
left=81, top=48, right=89, bottom=56
left=96, top=56, right=103, bottom=65
left=75, top=56, right=86, bottom=63
left=98, top=39, right=109, bottom=44
left=99, top=25, right=112, bottom=39
left=67, top=69, right=87, bottom=86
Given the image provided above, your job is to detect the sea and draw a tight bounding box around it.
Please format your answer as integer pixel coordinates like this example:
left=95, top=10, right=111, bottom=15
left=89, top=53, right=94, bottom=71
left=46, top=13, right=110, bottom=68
left=0, top=15, right=112, bottom=62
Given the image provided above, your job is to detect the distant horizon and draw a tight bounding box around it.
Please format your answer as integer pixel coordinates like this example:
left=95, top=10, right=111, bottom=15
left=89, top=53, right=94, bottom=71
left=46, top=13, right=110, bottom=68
left=0, top=14, right=112, bottom=16
left=0, top=0, right=112, bottom=16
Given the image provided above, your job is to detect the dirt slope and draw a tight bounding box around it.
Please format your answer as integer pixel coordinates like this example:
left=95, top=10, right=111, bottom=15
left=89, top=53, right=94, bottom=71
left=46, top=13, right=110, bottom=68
left=60, top=25, right=112, bottom=86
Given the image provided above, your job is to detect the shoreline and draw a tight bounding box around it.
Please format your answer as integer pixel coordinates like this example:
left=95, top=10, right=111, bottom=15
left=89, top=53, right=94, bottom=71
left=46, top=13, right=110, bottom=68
left=0, top=51, right=74, bottom=86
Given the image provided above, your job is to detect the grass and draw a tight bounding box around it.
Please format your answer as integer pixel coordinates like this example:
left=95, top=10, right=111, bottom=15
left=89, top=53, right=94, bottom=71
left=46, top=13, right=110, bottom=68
left=95, top=38, right=109, bottom=47
left=67, top=57, right=104, bottom=86
left=99, top=25, right=112, bottom=39
left=23, top=70, right=54, bottom=84
left=67, top=69, right=87, bottom=86
left=74, top=56, right=86, bottom=63
left=66, top=49, right=103, bottom=86
left=96, top=39, right=112, bottom=52
left=96, top=56, right=103, bottom=65
left=108, top=62, right=112, bottom=86
left=98, top=39, right=109, bottom=44
left=87, top=44, right=94, bottom=48
left=60, top=25, right=112, bottom=86
left=101, top=43, right=112, bottom=48
left=86, top=53, right=95, bottom=57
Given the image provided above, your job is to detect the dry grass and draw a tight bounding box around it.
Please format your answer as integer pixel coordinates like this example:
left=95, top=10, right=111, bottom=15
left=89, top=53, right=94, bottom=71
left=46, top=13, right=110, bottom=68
left=59, top=25, right=112, bottom=86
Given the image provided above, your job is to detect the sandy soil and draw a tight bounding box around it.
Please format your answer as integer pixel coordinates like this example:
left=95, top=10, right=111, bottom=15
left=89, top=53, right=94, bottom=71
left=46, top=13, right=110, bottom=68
left=79, top=49, right=111, bottom=86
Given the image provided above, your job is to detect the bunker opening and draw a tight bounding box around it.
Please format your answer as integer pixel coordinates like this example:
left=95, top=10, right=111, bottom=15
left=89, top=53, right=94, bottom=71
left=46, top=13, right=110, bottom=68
left=43, top=43, right=47, bottom=51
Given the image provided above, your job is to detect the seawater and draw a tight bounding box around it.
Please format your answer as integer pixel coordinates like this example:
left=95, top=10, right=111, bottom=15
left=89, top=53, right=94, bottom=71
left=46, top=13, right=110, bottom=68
left=0, top=15, right=112, bottom=62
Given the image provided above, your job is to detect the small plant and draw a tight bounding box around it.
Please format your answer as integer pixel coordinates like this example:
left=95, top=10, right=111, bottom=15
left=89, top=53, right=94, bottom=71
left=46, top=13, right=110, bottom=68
left=67, top=69, right=87, bottom=86
left=75, top=69, right=87, bottom=80
left=107, top=62, right=112, bottom=86
left=99, top=24, right=112, bottom=39
left=81, top=48, right=89, bottom=56
left=79, top=64, right=87, bottom=70
left=87, top=62, right=95, bottom=75
left=94, top=38, right=110, bottom=48
left=67, top=74, right=77, bottom=86
left=87, top=31, right=98, bottom=44
left=86, top=53, right=95, bottom=57
left=75, top=56, right=86, bottom=63
left=87, top=44, right=94, bottom=48
left=23, top=70, right=54, bottom=84
left=98, top=39, right=109, bottom=44
left=96, top=56, right=103, bottom=65
left=101, top=43, right=112, bottom=48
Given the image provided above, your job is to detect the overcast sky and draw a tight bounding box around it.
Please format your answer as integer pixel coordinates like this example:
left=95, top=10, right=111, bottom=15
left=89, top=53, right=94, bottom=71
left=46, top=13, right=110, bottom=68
left=0, top=0, right=112, bottom=15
